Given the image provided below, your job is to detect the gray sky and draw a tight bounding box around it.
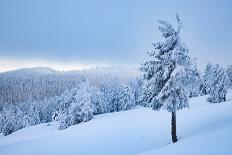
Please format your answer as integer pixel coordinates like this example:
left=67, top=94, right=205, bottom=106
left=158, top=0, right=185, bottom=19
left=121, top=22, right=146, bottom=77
left=0, top=0, right=232, bottom=71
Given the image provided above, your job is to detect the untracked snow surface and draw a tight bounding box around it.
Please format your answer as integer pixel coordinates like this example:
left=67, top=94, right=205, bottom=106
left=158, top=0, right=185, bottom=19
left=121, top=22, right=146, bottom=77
left=0, top=95, right=232, bottom=155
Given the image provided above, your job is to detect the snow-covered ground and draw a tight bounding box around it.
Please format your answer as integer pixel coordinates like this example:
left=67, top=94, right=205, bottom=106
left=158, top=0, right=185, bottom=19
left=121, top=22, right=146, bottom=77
left=0, top=95, right=232, bottom=155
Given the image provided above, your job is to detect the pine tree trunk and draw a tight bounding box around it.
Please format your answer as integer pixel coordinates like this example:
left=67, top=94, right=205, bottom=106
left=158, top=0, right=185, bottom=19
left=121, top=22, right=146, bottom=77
left=171, top=112, right=178, bottom=143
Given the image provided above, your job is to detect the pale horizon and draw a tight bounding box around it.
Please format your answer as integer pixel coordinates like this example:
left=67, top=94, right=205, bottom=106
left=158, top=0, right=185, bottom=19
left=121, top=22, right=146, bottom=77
left=0, top=57, right=112, bottom=73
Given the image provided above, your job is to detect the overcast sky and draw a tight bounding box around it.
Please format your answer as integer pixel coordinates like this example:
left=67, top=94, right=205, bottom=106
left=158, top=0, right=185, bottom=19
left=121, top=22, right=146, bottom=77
left=0, top=0, right=231, bottom=72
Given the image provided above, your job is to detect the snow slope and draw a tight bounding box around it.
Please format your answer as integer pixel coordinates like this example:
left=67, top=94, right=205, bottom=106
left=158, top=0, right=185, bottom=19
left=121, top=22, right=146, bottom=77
left=0, top=95, right=232, bottom=155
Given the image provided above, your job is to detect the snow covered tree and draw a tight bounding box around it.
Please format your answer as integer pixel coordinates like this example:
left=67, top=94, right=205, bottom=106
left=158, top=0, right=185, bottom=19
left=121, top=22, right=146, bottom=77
left=27, top=101, right=43, bottom=126
left=72, top=82, right=95, bottom=123
left=207, top=64, right=228, bottom=103
left=118, top=84, right=136, bottom=111
left=3, top=119, right=16, bottom=136
left=1, top=106, right=17, bottom=136
left=140, top=15, right=192, bottom=143
left=0, top=109, right=6, bottom=133
left=226, top=65, right=232, bottom=89
left=203, top=62, right=214, bottom=94
left=58, top=82, right=95, bottom=130
left=41, top=97, right=59, bottom=123
left=102, top=78, right=122, bottom=112
left=90, top=87, right=107, bottom=115
left=183, top=59, right=203, bottom=97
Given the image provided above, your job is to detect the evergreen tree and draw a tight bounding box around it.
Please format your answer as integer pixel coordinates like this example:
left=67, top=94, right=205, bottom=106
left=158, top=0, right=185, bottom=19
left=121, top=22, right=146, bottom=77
left=118, top=84, right=136, bottom=111
left=2, top=107, right=17, bottom=136
left=0, top=109, right=6, bottom=133
left=90, top=87, right=107, bottom=115
left=58, top=82, right=95, bottom=130
left=203, top=62, right=214, bottom=94
left=183, top=59, right=202, bottom=97
left=226, top=65, right=232, bottom=89
left=140, top=15, right=191, bottom=143
left=207, top=64, right=228, bottom=103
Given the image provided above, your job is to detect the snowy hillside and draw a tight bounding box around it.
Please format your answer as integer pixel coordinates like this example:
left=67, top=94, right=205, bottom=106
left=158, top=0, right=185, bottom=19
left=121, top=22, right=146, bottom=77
left=0, top=95, right=231, bottom=155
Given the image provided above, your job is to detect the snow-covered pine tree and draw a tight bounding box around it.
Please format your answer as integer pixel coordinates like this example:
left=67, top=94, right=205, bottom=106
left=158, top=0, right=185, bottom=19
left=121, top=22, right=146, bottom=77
left=105, top=78, right=121, bottom=112
left=58, top=82, right=95, bottom=130
left=90, top=87, right=107, bottom=115
left=183, top=59, right=202, bottom=97
left=118, top=84, right=136, bottom=111
left=2, top=106, right=17, bottom=136
left=0, top=108, right=6, bottom=134
left=203, top=62, right=215, bottom=94
left=0, top=114, right=3, bottom=133
left=77, top=82, right=95, bottom=122
left=27, top=101, right=43, bottom=126
left=207, top=64, right=228, bottom=103
left=140, top=15, right=192, bottom=143
left=226, top=65, right=232, bottom=89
